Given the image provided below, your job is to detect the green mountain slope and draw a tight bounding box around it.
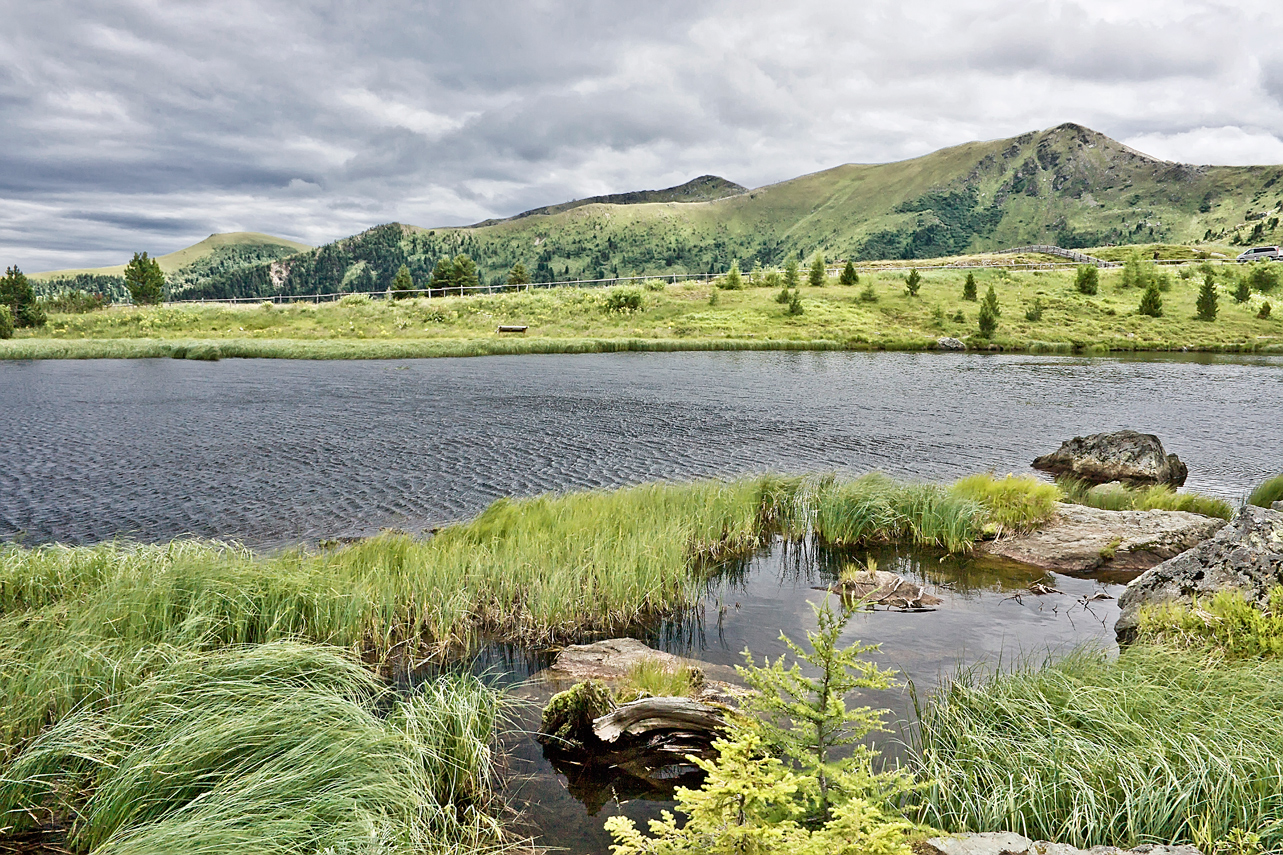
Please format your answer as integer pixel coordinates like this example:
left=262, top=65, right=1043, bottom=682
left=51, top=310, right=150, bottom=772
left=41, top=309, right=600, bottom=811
left=62, top=125, right=1283, bottom=301
left=468, top=174, right=746, bottom=226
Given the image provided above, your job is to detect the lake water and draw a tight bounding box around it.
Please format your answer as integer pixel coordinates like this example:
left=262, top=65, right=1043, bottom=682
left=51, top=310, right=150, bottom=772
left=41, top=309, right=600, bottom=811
left=2, top=351, right=1280, bottom=854
left=1, top=351, right=1280, bottom=547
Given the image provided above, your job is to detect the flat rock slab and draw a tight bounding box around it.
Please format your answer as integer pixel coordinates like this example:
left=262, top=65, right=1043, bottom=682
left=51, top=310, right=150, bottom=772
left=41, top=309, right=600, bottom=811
left=547, top=638, right=692, bottom=682
left=1116, top=504, right=1283, bottom=640
left=921, top=831, right=1201, bottom=855
left=982, top=503, right=1226, bottom=575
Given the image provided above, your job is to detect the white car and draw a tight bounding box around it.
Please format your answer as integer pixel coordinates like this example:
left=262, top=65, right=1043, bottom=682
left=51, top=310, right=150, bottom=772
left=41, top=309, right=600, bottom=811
left=1236, top=246, right=1281, bottom=263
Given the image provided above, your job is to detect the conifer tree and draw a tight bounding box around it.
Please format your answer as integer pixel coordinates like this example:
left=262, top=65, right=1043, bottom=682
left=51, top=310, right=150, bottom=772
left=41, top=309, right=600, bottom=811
left=962, top=271, right=977, bottom=301
left=905, top=268, right=921, bottom=297
left=783, top=254, right=800, bottom=289
left=452, top=254, right=480, bottom=295
left=722, top=260, right=743, bottom=290
left=1074, top=265, right=1098, bottom=295
left=507, top=262, right=530, bottom=287
left=0, top=266, right=46, bottom=327
left=978, top=284, right=1000, bottom=336
left=391, top=264, right=414, bottom=299
left=429, top=258, right=454, bottom=297
left=0, top=305, right=12, bottom=339
left=1195, top=274, right=1218, bottom=321
left=1233, top=274, right=1251, bottom=304
left=839, top=261, right=859, bottom=286
left=809, top=253, right=826, bottom=287
left=1138, top=279, right=1163, bottom=317
left=123, top=253, right=164, bottom=305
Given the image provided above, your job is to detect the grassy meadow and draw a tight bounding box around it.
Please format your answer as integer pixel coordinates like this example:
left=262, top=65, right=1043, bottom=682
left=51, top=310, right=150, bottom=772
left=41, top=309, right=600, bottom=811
left=5, top=261, right=1282, bottom=359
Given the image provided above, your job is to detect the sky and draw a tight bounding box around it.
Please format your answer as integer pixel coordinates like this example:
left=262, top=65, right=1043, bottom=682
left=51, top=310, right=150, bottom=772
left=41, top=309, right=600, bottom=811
left=3, top=0, right=1282, bottom=272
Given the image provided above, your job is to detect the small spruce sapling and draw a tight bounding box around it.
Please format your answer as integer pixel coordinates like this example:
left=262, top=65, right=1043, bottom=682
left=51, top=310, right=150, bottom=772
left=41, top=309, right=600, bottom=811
left=1234, top=274, right=1251, bottom=304
left=1196, top=274, right=1218, bottom=321
left=839, top=261, right=859, bottom=286
left=1024, top=297, right=1044, bottom=322
left=787, top=290, right=804, bottom=316
left=905, top=269, right=921, bottom=297
left=809, top=254, right=826, bottom=287
left=784, top=254, right=800, bottom=290
left=391, top=264, right=415, bottom=299
left=962, top=272, right=977, bottom=302
left=978, top=284, right=1000, bottom=336
left=721, top=261, right=743, bottom=290
left=1138, top=279, right=1163, bottom=317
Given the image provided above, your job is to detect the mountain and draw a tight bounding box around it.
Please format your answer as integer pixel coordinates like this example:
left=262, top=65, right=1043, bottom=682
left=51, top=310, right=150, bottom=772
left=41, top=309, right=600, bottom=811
left=67, top=125, right=1283, bottom=301
left=32, top=232, right=312, bottom=301
left=468, top=175, right=747, bottom=226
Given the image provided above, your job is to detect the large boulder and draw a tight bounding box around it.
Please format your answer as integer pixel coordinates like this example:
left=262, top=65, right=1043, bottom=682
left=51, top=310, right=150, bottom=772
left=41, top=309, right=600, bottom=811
left=920, top=831, right=1200, bottom=855
left=1115, top=505, right=1283, bottom=641
left=1032, top=430, right=1188, bottom=487
left=983, top=503, right=1226, bottom=575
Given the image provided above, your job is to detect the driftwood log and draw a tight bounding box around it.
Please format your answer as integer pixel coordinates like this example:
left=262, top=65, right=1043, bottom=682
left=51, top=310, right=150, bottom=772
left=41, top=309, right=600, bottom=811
left=829, top=570, right=942, bottom=610
left=592, top=697, right=727, bottom=744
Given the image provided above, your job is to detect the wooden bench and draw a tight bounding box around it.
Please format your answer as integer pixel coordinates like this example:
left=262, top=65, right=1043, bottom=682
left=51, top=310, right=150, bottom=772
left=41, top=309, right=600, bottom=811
left=497, top=325, right=528, bottom=334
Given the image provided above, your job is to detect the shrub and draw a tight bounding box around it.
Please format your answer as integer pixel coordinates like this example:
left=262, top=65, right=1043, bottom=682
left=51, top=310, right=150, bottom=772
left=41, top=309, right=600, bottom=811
left=1196, top=274, right=1218, bottom=321
left=644, top=278, right=667, bottom=291
left=1024, top=297, right=1044, bottom=322
left=1138, top=279, right=1163, bottom=317
left=809, top=253, right=826, bottom=287
left=604, top=288, right=643, bottom=312
left=977, top=284, right=1000, bottom=336
left=1248, top=263, right=1279, bottom=293
left=42, top=290, right=107, bottom=313
left=0, top=305, right=12, bottom=339
left=708, top=288, right=720, bottom=306
left=337, top=292, right=371, bottom=306
left=763, top=270, right=783, bottom=290
left=1074, top=265, right=1098, bottom=295
left=786, top=290, right=804, bottom=315
left=905, top=268, right=921, bottom=297
left=962, top=272, right=977, bottom=301
left=840, top=261, right=859, bottom=286
left=1259, top=301, right=1272, bottom=320
left=951, top=309, right=965, bottom=323
left=1249, top=474, right=1283, bottom=509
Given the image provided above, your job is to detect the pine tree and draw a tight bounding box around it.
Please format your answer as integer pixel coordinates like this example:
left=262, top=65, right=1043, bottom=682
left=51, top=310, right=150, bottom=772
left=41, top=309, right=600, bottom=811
left=507, top=262, right=530, bottom=287
left=809, top=253, right=826, bottom=287
left=0, top=266, right=46, bottom=327
left=1074, top=265, right=1098, bottom=295
left=978, top=284, right=1000, bottom=336
left=1138, top=279, right=1163, bottom=317
left=961, top=272, right=977, bottom=302
left=839, top=261, right=859, bottom=286
left=783, top=254, right=800, bottom=289
left=123, top=253, right=164, bottom=306
left=721, top=260, right=743, bottom=290
left=905, top=269, right=921, bottom=297
left=1233, top=274, right=1251, bottom=304
left=452, top=254, right=480, bottom=295
left=1196, top=274, right=1218, bottom=321
left=391, top=264, right=414, bottom=299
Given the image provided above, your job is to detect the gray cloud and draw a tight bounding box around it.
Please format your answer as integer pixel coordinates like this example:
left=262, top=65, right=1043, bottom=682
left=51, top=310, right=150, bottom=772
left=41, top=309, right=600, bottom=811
left=2, top=0, right=1282, bottom=271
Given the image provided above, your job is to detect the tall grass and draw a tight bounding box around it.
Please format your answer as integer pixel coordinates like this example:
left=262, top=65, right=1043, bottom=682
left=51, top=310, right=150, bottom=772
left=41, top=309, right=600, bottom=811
left=0, top=642, right=505, bottom=855
left=1057, top=477, right=1233, bottom=520
left=1250, top=474, right=1283, bottom=509
left=948, top=473, right=1060, bottom=531
left=812, top=474, right=986, bottom=552
left=1137, top=587, right=1283, bottom=658
left=912, top=646, right=1283, bottom=850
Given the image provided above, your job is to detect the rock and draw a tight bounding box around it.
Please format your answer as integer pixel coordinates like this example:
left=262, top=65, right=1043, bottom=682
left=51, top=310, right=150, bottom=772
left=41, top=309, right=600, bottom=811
left=983, top=503, right=1226, bottom=575
left=1032, top=430, right=1188, bottom=487
left=593, top=696, right=728, bottom=743
left=937, top=337, right=966, bottom=351
left=1274, top=500, right=1283, bottom=512
left=829, top=569, right=942, bottom=609
left=919, top=831, right=1201, bottom=855
left=1116, top=505, right=1283, bottom=641
left=539, top=679, right=615, bottom=747
left=546, top=637, right=698, bottom=682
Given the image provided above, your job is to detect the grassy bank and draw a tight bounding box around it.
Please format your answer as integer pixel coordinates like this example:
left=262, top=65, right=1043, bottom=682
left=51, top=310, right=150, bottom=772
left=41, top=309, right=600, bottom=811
left=6, top=264, right=1282, bottom=359
left=912, top=646, right=1283, bottom=850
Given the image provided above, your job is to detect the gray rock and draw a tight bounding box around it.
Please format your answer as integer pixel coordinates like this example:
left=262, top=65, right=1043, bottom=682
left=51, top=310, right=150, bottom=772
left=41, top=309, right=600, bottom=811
left=547, top=638, right=695, bottom=682
left=1273, top=501, right=1283, bottom=512
left=1116, top=505, right=1283, bottom=641
left=983, top=503, right=1226, bottom=575
left=1032, top=430, right=1188, bottom=487
left=937, top=337, right=966, bottom=351
left=920, top=831, right=1201, bottom=855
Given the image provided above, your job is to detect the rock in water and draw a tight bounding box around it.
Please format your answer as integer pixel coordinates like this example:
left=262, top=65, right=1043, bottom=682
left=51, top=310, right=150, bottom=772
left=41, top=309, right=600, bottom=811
left=1032, top=430, right=1188, bottom=487
left=936, top=337, right=966, bottom=351
left=1115, top=505, right=1283, bottom=641
left=984, top=502, right=1226, bottom=575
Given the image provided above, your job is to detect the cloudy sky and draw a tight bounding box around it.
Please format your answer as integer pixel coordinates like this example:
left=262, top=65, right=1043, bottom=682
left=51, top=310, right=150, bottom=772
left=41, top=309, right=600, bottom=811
left=3, top=0, right=1282, bottom=272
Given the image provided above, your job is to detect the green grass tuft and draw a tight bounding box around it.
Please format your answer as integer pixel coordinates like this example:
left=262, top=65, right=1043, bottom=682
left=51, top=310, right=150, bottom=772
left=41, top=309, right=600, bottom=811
left=948, top=473, right=1061, bottom=531
left=1057, top=477, right=1233, bottom=520
left=1137, top=587, right=1283, bottom=658
left=1249, top=475, right=1283, bottom=509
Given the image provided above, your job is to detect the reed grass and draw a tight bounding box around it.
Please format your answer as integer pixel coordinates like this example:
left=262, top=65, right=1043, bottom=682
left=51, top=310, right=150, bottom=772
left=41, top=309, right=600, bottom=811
left=1057, top=477, right=1234, bottom=520
left=1249, top=475, right=1283, bottom=509
left=618, top=659, right=702, bottom=701
left=911, top=645, right=1283, bottom=850
left=812, top=474, right=987, bottom=552
left=0, top=641, right=505, bottom=855
left=947, top=473, right=1061, bottom=531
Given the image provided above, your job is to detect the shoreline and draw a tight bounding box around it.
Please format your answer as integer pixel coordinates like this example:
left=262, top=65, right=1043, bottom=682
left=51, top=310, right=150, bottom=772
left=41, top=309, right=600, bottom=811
left=4, top=335, right=1283, bottom=360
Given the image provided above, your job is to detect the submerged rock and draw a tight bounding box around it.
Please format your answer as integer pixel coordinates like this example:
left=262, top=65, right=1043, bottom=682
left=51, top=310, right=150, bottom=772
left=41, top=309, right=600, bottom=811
left=1032, top=430, right=1188, bottom=487
left=1116, top=505, right=1283, bottom=641
left=829, top=569, right=942, bottom=609
left=983, top=502, right=1225, bottom=575
left=920, top=831, right=1201, bottom=855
